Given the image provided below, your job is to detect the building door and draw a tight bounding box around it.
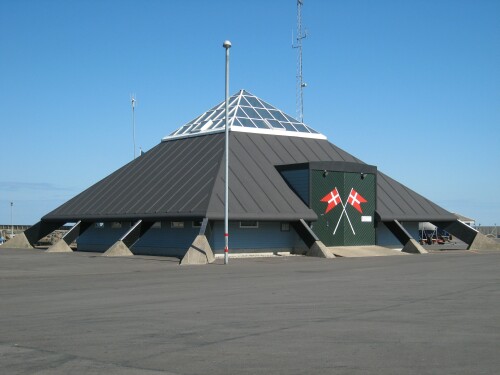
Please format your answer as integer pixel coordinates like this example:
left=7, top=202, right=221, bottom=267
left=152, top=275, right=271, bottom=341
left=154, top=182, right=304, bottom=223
left=311, top=169, right=376, bottom=246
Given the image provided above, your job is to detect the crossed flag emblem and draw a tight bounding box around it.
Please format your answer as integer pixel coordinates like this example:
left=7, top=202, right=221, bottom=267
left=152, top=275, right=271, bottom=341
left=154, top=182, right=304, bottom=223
left=320, top=187, right=367, bottom=235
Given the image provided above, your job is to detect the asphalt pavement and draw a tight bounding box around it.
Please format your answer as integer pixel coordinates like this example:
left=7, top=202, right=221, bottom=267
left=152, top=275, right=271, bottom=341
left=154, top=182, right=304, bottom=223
left=0, top=247, right=499, bottom=374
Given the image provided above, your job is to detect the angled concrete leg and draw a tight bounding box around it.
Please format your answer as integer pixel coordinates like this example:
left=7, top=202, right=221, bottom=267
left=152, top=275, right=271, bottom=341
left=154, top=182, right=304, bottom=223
left=433, top=220, right=500, bottom=251
left=47, top=221, right=92, bottom=253
left=181, top=235, right=215, bottom=265
left=292, top=219, right=335, bottom=259
left=181, top=218, right=215, bottom=265
left=306, top=240, right=334, bottom=258
left=102, top=220, right=154, bottom=257
left=402, top=238, right=427, bottom=254
left=46, top=240, right=73, bottom=253
left=3, top=221, right=64, bottom=249
left=384, top=220, right=427, bottom=254
left=3, top=232, right=33, bottom=249
left=102, top=240, right=134, bottom=257
left=468, top=232, right=500, bottom=250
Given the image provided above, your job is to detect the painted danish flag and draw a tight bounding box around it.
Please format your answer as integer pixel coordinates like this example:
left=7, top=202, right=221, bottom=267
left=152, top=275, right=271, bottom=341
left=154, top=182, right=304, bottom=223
left=320, top=188, right=342, bottom=214
left=347, top=188, right=367, bottom=213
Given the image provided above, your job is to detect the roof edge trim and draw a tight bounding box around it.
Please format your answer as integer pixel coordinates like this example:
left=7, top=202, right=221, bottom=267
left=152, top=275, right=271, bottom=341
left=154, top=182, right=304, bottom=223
left=162, top=126, right=327, bottom=142
left=162, top=128, right=226, bottom=142
left=230, top=126, right=327, bottom=140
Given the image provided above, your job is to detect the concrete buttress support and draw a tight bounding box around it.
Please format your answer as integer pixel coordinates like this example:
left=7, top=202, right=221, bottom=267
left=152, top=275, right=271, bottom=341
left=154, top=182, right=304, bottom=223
left=468, top=232, right=500, bottom=250
left=181, top=218, right=215, bottom=265
left=45, top=240, right=73, bottom=253
left=102, top=240, right=134, bottom=257
left=3, top=232, right=33, bottom=249
left=4, top=221, right=64, bottom=249
left=292, top=219, right=335, bottom=259
left=432, top=220, right=500, bottom=251
left=102, top=220, right=154, bottom=257
left=307, top=240, right=334, bottom=258
left=46, top=221, right=92, bottom=253
left=384, top=220, right=427, bottom=254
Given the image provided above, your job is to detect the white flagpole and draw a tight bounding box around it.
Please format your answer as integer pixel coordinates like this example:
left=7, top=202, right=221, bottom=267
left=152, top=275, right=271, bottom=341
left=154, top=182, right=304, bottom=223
left=333, top=197, right=356, bottom=236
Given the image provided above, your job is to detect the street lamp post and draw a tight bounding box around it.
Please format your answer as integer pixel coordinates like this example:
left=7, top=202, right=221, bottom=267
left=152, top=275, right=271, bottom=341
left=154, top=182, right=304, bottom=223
left=10, top=202, right=13, bottom=237
left=223, top=40, right=231, bottom=265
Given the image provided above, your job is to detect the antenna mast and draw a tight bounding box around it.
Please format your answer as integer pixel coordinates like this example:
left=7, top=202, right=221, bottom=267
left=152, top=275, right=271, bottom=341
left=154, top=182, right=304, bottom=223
left=131, top=95, right=136, bottom=159
left=293, top=0, right=307, bottom=122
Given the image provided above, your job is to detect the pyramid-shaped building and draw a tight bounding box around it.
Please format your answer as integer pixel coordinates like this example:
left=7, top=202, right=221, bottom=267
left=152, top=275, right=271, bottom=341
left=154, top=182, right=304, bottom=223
left=8, top=90, right=491, bottom=261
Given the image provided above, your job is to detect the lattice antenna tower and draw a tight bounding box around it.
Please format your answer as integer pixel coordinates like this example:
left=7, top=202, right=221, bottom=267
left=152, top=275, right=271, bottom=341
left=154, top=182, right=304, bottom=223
left=292, top=0, right=307, bottom=122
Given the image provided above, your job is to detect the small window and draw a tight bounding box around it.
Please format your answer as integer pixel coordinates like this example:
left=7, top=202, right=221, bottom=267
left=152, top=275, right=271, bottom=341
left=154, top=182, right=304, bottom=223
left=171, top=221, right=184, bottom=229
left=192, top=220, right=202, bottom=228
left=111, top=222, right=122, bottom=229
left=240, top=221, right=259, bottom=229
left=281, top=222, right=290, bottom=232
left=95, top=222, right=104, bottom=229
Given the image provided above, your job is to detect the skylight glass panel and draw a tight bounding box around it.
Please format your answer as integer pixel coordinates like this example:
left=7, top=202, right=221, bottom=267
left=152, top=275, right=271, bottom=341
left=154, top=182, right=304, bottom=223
left=245, top=96, right=264, bottom=108
left=256, top=108, right=272, bottom=119
left=267, top=119, right=284, bottom=128
left=239, top=97, right=252, bottom=107
left=236, top=108, right=247, bottom=118
left=191, top=122, right=204, bottom=131
left=241, top=107, right=261, bottom=119
left=293, top=123, right=309, bottom=132
left=229, top=95, right=239, bottom=105
left=206, top=119, right=220, bottom=129
left=232, top=118, right=243, bottom=127
left=258, top=99, right=275, bottom=110
left=211, top=109, right=224, bottom=121
left=200, top=120, right=213, bottom=130
left=195, top=111, right=212, bottom=124
left=239, top=118, right=257, bottom=128
left=253, top=119, right=270, bottom=129
left=282, top=123, right=296, bottom=131
left=174, top=125, right=191, bottom=134
left=269, top=110, right=287, bottom=122
left=283, top=113, right=300, bottom=123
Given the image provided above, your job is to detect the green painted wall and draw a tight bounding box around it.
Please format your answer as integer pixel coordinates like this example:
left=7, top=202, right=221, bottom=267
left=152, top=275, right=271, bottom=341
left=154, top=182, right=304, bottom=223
left=311, top=170, right=376, bottom=246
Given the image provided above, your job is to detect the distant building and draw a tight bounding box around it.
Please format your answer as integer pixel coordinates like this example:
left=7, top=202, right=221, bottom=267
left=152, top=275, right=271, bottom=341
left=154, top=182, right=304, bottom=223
left=453, top=213, right=475, bottom=227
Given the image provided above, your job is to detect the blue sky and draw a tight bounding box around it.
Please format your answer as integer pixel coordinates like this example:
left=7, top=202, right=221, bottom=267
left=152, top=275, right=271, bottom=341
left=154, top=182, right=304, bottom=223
left=1, top=0, right=499, bottom=226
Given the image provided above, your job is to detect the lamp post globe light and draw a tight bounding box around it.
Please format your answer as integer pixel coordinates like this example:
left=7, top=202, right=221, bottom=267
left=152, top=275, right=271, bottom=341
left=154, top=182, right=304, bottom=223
left=223, top=40, right=231, bottom=265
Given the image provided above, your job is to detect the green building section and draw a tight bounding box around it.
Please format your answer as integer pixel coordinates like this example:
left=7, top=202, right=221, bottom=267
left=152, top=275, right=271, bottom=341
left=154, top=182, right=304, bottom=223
left=311, top=170, right=376, bottom=246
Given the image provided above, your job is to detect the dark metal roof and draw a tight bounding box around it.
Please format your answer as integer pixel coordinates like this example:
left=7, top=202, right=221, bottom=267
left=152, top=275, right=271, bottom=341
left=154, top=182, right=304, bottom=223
left=206, top=133, right=322, bottom=221
left=222, top=133, right=455, bottom=222
left=43, top=131, right=455, bottom=223
left=375, top=172, right=456, bottom=222
left=43, top=134, right=225, bottom=222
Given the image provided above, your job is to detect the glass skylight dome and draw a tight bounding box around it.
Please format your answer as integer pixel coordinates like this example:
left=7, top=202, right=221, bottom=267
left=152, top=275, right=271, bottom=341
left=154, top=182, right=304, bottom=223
left=163, top=90, right=326, bottom=141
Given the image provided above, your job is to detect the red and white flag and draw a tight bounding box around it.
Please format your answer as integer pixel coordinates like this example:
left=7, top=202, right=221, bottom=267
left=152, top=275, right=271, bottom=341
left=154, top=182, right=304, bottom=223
left=321, top=188, right=341, bottom=214
left=347, top=188, right=367, bottom=213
